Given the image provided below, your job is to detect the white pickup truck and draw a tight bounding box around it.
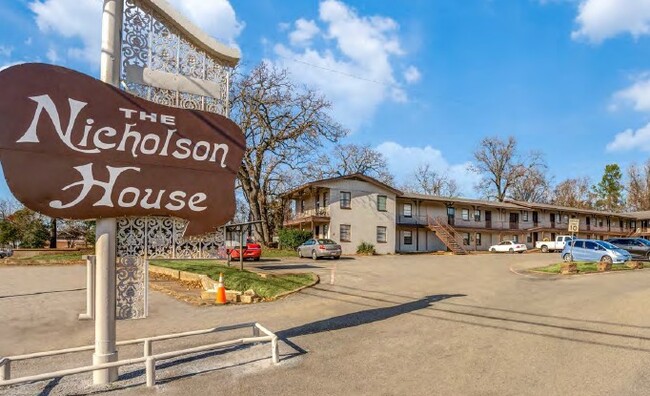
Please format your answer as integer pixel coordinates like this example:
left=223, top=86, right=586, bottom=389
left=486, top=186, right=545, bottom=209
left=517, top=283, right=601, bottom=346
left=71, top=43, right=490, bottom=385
left=535, top=235, right=573, bottom=253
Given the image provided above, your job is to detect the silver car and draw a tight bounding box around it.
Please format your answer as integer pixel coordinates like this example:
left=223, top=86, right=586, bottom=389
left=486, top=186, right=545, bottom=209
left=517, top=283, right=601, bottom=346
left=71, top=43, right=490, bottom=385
left=297, top=238, right=342, bottom=260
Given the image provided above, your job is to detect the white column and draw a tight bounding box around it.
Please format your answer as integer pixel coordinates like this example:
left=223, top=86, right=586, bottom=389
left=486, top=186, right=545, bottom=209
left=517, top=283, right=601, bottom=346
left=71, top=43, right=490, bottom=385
left=94, top=0, right=123, bottom=384
left=93, top=219, right=118, bottom=383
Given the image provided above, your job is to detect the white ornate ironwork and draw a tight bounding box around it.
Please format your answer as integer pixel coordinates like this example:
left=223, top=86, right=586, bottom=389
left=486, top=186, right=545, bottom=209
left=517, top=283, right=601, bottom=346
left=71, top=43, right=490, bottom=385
left=120, top=0, right=232, bottom=116
left=115, top=0, right=238, bottom=319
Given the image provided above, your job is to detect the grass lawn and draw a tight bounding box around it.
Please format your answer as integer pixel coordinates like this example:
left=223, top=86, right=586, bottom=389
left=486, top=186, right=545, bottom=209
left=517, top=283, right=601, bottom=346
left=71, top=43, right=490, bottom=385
left=262, top=248, right=298, bottom=258
left=19, top=250, right=93, bottom=261
left=533, top=262, right=633, bottom=274
left=151, top=259, right=314, bottom=299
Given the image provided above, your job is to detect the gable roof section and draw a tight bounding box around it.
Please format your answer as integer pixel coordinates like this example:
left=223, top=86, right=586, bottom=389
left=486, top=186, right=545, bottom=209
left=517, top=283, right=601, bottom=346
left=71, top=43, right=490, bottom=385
left=281, top=173, right=402, bottom=198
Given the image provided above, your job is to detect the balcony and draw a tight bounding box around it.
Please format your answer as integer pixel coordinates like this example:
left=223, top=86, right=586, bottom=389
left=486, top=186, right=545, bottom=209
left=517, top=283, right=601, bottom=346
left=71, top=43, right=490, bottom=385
left=396, top=215, right=428, bottom=226
left=284, top=208, right=330, bottom=226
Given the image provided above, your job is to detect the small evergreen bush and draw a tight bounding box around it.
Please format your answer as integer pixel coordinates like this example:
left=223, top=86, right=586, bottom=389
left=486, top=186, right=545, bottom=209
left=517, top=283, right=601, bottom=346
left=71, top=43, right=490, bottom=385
left=278, top=228, right=312, bottom=250
left=356, top=241, right=375, bottom=255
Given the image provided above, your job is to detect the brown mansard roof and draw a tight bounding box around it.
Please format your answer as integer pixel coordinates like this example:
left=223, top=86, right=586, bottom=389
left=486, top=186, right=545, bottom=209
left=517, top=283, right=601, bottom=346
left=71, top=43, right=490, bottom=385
left=282, top=174, right=650, bottom=220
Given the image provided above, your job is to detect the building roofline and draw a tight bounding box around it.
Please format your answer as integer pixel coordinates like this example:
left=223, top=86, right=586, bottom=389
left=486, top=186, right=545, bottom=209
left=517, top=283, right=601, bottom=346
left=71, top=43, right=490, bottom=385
left=281, top=173, right=402, bottom=198
left=504, top=199, right=639, bottom=219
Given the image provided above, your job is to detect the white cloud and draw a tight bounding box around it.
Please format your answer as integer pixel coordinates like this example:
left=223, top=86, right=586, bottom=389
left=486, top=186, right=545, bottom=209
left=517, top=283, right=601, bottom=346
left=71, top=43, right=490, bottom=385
left=46, top=47, right=59, bottom=64
left=289, top=19, right=320, bottom=46
left=375, top=141, right=481, bottom=196
left=0, top=45, right=13, bottom=58
left=29, top=0, right=243, bottom=66
left=403, top=65, right=421, bottom=84
left=272, top=0, right=416, bottom=131
left=572, top=0, right=650, bottom=43
left=606, top=122, right=650, bottom=152
left=612, top=74, right=650, bottom=112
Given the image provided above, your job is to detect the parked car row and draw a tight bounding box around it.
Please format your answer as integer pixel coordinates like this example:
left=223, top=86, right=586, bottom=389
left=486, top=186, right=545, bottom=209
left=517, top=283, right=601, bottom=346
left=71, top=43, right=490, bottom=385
left=561, top=239, right=632, bottom=264
left=488, top=236, right=650, bottom=262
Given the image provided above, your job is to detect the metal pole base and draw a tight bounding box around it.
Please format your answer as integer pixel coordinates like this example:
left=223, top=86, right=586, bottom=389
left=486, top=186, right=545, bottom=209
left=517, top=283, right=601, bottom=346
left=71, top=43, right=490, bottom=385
left=92, top=352, right=119, bottom=384
left=78, top=314, right=93, bottom=321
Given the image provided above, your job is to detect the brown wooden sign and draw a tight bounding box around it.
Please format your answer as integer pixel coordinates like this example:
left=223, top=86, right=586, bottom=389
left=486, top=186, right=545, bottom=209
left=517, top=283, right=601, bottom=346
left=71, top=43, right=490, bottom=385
left=0, top=63, right=245, bottom=236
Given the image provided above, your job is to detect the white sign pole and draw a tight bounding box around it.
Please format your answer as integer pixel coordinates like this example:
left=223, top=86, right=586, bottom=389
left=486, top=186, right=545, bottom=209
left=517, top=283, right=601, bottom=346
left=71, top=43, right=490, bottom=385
left=94, top=0, right=123, bottom=385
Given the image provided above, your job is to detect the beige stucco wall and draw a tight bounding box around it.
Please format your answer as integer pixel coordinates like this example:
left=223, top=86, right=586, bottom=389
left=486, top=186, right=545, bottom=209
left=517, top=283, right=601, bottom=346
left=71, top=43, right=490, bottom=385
left=322, top=179, right=396, bottom=255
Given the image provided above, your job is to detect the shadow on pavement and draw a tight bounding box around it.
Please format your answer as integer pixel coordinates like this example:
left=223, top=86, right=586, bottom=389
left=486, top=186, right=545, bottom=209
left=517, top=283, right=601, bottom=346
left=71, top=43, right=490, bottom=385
left=0, top=288, right=85, bottom=299
left=276, top=293, right=466, bottom=358
left=301, top=286, right=650, bottom=354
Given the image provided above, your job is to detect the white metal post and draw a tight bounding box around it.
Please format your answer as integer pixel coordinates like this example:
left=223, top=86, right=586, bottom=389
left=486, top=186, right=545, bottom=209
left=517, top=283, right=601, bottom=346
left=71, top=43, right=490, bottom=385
left=93, top=219, right=119, bottom=384
left=0, top=358, right=10, bottom=381
left=93, top=0, right=122, bottom=385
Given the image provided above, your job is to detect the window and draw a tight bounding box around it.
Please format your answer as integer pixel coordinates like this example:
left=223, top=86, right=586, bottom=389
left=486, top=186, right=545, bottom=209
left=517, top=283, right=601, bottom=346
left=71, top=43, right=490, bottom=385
left=563, top=215, right=569, bottom=223
left=376, top=226, right=387, bottom=243
left=475, top=233, right=482, bottom=246
left=323, top=192, right=329, bottom=207
left=461, top=209, right=470, bottom=221
left=377, top=195, right=387, bottom=212
left=585, top=241, right=598, bottom=250
left=572, top=240, right=584, bottom=249
left=323, top=224, right=329, bottom=238
left=403, top=203, right=412, bottom=217
left=527, top=234, right=532, bottom=243
left=463, top=233, right=470, bottom=246
left=598, top=219, right=603, bottom=227
left=619, top=220, right=624, bottom=229
left=474, top=210, right=481, bottom=221
left=403, top=230, right=413, bottom=245
left=340, top=224, right=351, bottom=242
left=300, top=199, right=305, bottom=213
left=340, top=191, right=351, bottom=209
left=523, top=211, right=529, bottom=222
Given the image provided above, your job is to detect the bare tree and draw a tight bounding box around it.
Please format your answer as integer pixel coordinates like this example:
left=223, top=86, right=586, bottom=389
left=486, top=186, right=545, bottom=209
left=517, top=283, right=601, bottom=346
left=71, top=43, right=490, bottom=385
left=471, top=136, right=546, bottom=201
left=509, top=167, right=552, bottom=203
left=627, top=160, right=650, bottom=211
left=307, top=143, right=394, bottom=185
left=551, top=177, right=595, bottom=209
left=231, top=63, right=347, bottom=244
left=402, top=163, right=459, bottom=197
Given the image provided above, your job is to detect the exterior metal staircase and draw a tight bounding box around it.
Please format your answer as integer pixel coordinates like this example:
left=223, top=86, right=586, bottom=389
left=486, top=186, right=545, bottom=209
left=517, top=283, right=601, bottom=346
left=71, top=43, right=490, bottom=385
left=427, top=216, right=468, bottom=255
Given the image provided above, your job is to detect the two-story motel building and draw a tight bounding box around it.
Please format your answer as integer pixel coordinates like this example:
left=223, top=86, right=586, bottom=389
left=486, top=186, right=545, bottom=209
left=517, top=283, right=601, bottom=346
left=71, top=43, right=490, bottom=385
left=281, top=174, right=650, bottom=255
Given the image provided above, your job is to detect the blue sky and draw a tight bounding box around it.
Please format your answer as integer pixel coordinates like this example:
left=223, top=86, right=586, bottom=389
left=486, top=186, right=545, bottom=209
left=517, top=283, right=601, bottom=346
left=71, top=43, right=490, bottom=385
left=1, top=0, right=650, bottom=198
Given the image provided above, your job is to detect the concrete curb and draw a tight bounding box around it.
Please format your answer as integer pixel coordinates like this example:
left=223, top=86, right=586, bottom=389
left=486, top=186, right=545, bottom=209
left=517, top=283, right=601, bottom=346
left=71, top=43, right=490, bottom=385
left=272, top=273, right=320, bottom=300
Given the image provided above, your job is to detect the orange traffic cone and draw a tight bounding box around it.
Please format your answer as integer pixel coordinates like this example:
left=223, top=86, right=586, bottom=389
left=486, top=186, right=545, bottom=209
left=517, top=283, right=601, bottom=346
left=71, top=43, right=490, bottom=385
left=215, top=273, right=227, bottom=305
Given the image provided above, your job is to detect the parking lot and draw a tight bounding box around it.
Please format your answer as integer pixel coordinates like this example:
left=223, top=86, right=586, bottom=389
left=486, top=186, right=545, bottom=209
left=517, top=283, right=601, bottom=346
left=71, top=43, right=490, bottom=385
left=1, top=253, right=650, bottom=395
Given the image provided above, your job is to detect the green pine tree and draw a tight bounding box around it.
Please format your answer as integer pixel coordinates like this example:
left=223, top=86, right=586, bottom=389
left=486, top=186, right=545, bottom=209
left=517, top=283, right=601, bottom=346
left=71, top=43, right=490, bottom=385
left=593, top=164, right=624, bottom=212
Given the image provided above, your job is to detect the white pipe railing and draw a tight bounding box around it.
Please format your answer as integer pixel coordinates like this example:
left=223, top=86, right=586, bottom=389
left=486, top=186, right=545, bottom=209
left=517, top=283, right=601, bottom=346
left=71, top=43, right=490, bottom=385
left=78, top=255, right=96, bottom=320
left=0, top=322, right=278, bottom=388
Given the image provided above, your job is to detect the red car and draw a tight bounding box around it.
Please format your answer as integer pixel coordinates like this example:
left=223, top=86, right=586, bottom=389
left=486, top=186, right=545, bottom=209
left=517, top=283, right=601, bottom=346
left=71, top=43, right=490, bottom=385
left=228, top=242, right=262, bottom=261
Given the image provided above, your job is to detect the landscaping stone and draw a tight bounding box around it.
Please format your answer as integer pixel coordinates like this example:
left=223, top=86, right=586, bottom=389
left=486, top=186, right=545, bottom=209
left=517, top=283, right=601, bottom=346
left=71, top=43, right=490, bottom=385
left=597, top=261, right=612, bottom=272
left=179, top=271, right=203, bottom=282
left=226, top=290, right=241, bottom=303
left=626, top=261, right=644, bottom=269
left=560, top=263, right=578, bottom=274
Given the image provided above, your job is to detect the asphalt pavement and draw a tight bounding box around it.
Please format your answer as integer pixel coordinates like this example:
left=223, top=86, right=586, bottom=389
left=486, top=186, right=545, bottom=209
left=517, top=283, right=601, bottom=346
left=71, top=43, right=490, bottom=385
left=1, top=253, right=649, bottom=395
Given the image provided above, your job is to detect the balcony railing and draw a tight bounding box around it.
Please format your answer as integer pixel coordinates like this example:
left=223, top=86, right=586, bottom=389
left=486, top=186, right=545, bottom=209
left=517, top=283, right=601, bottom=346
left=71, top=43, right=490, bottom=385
left=285, top=208, right=330, bottom=222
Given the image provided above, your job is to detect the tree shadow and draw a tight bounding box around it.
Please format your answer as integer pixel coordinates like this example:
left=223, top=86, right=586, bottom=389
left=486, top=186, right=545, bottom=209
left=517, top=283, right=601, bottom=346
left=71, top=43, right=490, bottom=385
left=277, top=294, right=466, bottom=353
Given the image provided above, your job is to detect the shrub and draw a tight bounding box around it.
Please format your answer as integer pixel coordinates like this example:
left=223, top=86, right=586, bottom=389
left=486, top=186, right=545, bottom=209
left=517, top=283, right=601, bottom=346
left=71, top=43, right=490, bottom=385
left=356, top=241, right=375, bottom=255
left=278, top=228, right=312, bottom=250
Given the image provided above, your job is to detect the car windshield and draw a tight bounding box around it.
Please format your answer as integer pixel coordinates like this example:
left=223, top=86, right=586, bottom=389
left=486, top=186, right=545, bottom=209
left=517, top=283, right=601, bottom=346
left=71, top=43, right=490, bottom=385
left=636, top=239, right=650, bottom=246
left=597, top=241, right=618, bottom=250
left=318, top=239, right=336, bottom=244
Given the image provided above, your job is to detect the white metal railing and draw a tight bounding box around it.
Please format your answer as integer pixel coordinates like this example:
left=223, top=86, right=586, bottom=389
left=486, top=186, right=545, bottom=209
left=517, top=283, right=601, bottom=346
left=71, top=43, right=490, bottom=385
left=0, top=322, right=278, bottom=388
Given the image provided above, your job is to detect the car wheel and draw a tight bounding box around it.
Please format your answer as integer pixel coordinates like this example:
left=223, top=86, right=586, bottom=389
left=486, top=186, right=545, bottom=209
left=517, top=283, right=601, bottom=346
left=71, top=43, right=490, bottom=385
left=312, top=250, right=318, bottom=260
left=254, top=257, right=260, bottom=262
left=333, top=256, right=340, bottom=260
left=600, top=255, right=613, bottom=264
left=541, top=245, right=549, bottom=253
left=646, top=252, right=650, bottom=261
left=518, top=251, right=524, bottom=254
left=509, top=248, right=514, bottom=254
left=563, top=253, right=573, bottom=262
left=490, top=248, right=496, bottom=252
left=298, top=249, right=302, bottom=258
